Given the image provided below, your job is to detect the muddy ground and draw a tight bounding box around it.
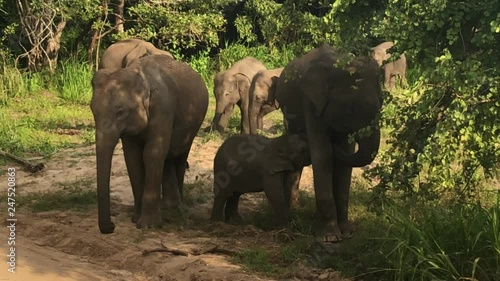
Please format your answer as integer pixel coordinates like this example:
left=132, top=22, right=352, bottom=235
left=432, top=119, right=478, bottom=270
left=0, top=130, right=360, bottom=281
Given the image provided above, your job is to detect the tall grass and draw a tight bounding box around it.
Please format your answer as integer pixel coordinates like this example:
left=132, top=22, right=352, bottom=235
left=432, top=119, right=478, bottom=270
left=381, top=194, right=500, bottom=281
left=52, top=58, right=94, bottom=104
left=0, top=59, right=44, bottom=105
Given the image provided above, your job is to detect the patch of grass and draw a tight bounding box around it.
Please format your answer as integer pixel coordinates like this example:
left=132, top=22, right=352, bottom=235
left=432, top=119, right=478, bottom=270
left=0, top=93, right=94, bottom=157
left=52, top=59, right=94, bottom=104
left=18, top=178, right=97, bottom=212
left=235, top=248, right=281, bottom=274
left=183, top=181, right=212, bottom=206
left=380, top=196, right=500, bottom=281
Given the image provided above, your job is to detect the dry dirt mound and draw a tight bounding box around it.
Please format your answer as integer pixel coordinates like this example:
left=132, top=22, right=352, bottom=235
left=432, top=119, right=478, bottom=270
left=0, top=136, right=351, bottom=281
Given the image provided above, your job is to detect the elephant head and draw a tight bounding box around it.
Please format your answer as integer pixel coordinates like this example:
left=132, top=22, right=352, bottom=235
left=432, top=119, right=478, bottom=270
left=90, top=65, right=154, bottom=234
left=269, top=134, right=311, bottom=174
left=210, top=71, right=252, bottom=133
left=123, top=41, right=173, bottom=67
left=300, top=55, right=382, bottom=167
left=249, top=68, right=284, bottom=135
left=372, top=41, right=394, bottom=67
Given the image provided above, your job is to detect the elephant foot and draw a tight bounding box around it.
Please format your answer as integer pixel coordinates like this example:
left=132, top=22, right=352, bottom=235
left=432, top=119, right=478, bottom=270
left=99, top=221, right=115, bottom=234
left=339, top=220, right=354, bottom=239
left=136, top=209, right=162, bottom=229
left=226, top=212, right=244, bottom=224
left=313, top=218, right=343, bottom=243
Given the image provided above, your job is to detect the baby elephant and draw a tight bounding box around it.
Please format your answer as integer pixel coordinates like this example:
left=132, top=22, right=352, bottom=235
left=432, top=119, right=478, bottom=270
left=210, top=134, right=311, bottom=224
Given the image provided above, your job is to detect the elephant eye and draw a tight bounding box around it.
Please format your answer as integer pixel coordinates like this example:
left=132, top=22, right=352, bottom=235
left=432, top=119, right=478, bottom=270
left=116, top=108, right=129, bottom=120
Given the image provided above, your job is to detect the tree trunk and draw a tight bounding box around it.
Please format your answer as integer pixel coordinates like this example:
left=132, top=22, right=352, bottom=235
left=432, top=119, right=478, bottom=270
left=114, top=0, right=125, bottom=33
left=44, top=20, right=66, bottom=73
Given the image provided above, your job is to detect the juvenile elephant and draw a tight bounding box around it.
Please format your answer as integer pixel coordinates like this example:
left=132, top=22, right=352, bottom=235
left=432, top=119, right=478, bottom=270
left=90, top=54, right=208, bottom=234
left=372, top=41, right=407, bottom=90
left=210, top=134, right=311, bottom=223
left=205, top=57, right=267, bottom=134
left=275, top=44, right=382, bottom=243
left=99, top=38, right=173, bottom=70
left=248, top=68, right=284, bottom=135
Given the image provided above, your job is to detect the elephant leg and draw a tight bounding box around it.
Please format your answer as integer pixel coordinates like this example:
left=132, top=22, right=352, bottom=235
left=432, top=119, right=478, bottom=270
left=217, top=105, right=235, bottom=133
left=264, top=177, right=290, bottom=225
left=210, top=190, right=230, bottom=222
left=257, top=115, right=264, bottom=131
left=174, top=153, right=189, bottom=203
left=162, top=158, right=180, bottom=209
left=389, top=75, right=396, bottom=90
left=332, top=140, right=355, bottom=238
left=304, top=104, right=341, bottom=243
left=136, top=137, right=169, bottom=229
left=122, top=137, right=145, bottom=223
left=284, top=169, right=302, bottom=209
left=384, top=69, right=392, bottom=90
left=225, top=192, right=243, bottom=223
left=239, top=99, right=250, bottom=134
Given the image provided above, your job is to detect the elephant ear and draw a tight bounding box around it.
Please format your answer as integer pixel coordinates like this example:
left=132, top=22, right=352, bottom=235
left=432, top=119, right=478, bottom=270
left=235, top=73, right=251, bottom=99
left=124, top=43, right=149, bottom=67
left=299, top=60, right=330, bottom=117
left=269, top=136, right=295, bottom=175
left=131, top=61, right=161, bottom=119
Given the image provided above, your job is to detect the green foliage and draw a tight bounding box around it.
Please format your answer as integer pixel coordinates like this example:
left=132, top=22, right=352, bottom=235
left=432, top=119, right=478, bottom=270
left=363, top=0, right=500, bottom=201
left=383, top=196, right=500, bottom=281
left=235, top=248, right=280, bottom=274
left=124, top=1, right=229, bottom=52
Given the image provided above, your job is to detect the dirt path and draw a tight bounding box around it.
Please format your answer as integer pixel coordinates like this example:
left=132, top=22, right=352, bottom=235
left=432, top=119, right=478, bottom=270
left=0, top=135, right=351, bottom=281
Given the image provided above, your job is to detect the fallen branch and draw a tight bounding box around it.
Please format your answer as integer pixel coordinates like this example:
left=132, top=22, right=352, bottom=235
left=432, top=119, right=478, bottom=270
left=0, top=150, right=45, bottom=173
left=142, top=242, right=239, bottom=257
left=142, top=247, right=189, bottom=257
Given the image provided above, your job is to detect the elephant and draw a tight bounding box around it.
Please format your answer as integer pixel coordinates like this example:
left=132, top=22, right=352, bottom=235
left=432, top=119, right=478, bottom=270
left=275, top=44, right=383, bottom=243
left=210, top=134, right=311, bottom=224
left=248, top=68, right=284, bottom=135
left=90, top=54, right=209, bottom=234
left=372, top=41, right=407, bottom=90
left=99, top=38, right=174, bottom=70
left=205, top=57, right=267, bottom=134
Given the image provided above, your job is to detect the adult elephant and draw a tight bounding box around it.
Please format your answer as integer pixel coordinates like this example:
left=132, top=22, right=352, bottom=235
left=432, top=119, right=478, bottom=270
left=99, top=38, right=173, bottom=70
left=372, top=41, right=407, bottom=90
left=205, top=57, right=267, bottom=134
left=275, top=44, right=382, bottom=243
left=90, top=54, right=208, bottom=234
left=248, top=68, right=284, bottom=135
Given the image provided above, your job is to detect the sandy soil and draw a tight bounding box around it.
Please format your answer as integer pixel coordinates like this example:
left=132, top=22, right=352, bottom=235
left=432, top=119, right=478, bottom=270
left=0, top=128, right=355, bottom=281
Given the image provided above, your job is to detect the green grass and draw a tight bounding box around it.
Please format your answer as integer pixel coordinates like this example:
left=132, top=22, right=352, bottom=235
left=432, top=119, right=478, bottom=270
left=16, top=178, right=97, bottom=212
left=235, top=248, right=281, bottom=274
left=52, top=58, right=94, bottom=104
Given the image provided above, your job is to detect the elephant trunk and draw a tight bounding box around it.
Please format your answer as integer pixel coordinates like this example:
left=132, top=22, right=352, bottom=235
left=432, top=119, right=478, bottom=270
left=210, top=112, right=224, bottom=133
left=95, top=128, right=119, bottom=234
left=334, top=128, right=380, bottom=167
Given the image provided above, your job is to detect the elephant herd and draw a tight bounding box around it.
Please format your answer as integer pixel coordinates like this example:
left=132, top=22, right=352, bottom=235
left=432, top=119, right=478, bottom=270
left=90, top=38, right=407, bottom=243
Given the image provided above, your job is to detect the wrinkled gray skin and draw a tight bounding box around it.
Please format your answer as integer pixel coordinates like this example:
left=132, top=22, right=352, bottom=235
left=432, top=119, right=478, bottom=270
left=205, top=57, right=267, bottom=134
left=275, top=44, right=382, bottom=243
left=90, top=54, right=208, bottom=234
left=210, top=134, right=311, bottom=224
left=99, top=38, right=173, bottom=70
left=372, top=41, right=407, bottom=90
left=248, top=68, right=284, bottom=135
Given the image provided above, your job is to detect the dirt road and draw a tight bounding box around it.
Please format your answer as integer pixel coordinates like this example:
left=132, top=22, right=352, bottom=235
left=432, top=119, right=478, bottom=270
left=0, top=136, right=348, bottom=281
